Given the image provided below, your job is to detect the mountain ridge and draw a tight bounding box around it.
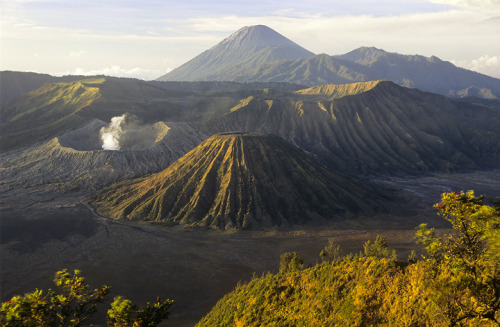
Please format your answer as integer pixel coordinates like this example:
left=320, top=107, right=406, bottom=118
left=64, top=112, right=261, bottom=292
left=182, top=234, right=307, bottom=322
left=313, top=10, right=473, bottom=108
left=294, top=80, right=383, bottom=99
left=157, top=26, right=500, bottom=98
left=2, top=77, right=499, bottom=198
left=335, top=47, right=500, bottom=96
left=202, top=81, right=500, bottom=173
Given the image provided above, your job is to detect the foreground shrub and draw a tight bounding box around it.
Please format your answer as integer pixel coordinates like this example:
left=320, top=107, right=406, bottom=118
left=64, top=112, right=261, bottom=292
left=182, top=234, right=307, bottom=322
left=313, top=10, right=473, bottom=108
left=198, top=191, right=500, bottom=326
left=0, top=269, right=173, bottom=327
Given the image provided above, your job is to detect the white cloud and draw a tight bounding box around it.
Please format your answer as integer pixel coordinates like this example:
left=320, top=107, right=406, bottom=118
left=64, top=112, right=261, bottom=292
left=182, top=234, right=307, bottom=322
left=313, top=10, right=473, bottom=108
left=452, top=56, right=500, bottom=78
left=67, top=50, right=87, bottom=59
left=430, top=0, right=500, bottom=12
left=59, top=66, right=172, bottom=81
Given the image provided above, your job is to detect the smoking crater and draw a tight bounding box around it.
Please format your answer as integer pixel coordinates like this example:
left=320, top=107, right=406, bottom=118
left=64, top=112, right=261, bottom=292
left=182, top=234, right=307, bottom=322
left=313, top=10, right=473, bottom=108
left=57, top=115, right=168, bottom=151
left=100, top=115, right=126, bottom=150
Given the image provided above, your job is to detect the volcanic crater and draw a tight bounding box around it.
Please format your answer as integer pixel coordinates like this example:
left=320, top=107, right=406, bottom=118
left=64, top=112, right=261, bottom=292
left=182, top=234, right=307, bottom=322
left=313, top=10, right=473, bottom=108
left=0, top=118, right=206, bottom=192
left=57, top=118, right=169, bottom=151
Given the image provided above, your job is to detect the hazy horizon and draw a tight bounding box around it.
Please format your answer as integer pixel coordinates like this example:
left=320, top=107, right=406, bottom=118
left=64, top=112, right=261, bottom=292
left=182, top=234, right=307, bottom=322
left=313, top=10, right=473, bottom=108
left=1, top=0, right=499, bottom=80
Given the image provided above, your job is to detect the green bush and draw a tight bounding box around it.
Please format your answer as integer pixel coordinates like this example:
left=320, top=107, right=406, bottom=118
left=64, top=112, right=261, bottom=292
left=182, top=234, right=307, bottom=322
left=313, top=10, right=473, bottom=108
left=0, top=269, right=173, bottom=327
left=198, top=191, right=500, bottom=326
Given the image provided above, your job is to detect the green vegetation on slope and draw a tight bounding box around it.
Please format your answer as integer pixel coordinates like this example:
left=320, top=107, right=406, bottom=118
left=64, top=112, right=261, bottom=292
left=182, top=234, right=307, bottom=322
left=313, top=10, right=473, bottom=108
left=0, top=79, right=102, bottom=151
left=294, top=80, right=383, bottom=100
left=198, top=191, right=500, bottom=326
left=3, top=79, right=103, bottom=124
left=0, top=71, right=90, bottom=103
left=94, top=133, right=386, bottom=229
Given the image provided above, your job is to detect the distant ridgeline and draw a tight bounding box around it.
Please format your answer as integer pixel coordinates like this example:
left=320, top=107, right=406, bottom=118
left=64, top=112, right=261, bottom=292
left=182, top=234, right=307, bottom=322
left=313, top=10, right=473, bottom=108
left=157, top=25, right=500, bottom=99
left=1, top=76, right=500, bottom=197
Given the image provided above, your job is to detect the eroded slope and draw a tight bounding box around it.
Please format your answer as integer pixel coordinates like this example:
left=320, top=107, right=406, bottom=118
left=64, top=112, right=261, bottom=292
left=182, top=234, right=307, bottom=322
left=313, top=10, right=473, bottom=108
left=204, top=81, right=500, bottom=173
left=94, top=133, right=385, bottom=229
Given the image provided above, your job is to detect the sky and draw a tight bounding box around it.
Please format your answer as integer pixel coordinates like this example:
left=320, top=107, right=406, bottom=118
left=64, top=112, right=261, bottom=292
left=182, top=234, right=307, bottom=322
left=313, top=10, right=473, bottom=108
left=1, top=0, right=499, bottom=80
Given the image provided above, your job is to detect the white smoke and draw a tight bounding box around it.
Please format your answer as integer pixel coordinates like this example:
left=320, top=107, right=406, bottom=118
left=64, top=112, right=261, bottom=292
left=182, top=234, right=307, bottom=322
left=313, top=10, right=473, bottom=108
left=100, top=115, right=126, bottom=150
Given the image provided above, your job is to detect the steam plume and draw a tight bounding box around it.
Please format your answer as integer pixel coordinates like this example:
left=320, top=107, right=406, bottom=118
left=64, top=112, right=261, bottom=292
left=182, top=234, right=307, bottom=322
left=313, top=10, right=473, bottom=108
left=100, top=115, right=126, bottom=150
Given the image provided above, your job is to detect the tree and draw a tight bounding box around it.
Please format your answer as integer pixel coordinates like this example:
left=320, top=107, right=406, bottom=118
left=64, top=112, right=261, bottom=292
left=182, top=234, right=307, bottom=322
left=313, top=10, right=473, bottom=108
left=0, top=269, right=109, bottom=327
left=107, top=296, right=173, bottom=327
left=279, top=252, right=303, bottom=273
left=363, top=235, right=396, bottom=260
left=319, top=238, right=342, bottom=262
left=0, top=269, right=173, bottom=327
left=416, top=191, right=500, bottom=325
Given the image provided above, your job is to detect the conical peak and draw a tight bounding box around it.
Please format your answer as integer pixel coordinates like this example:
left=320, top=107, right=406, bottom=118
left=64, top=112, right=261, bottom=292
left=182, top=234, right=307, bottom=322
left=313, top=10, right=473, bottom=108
left=94, top=130, right=379, bottom=229
left=237, top=25, right=272, bottom=33
left=156, top=25, right=314, bottom=81
left=220, top=25, right=302, bottom=50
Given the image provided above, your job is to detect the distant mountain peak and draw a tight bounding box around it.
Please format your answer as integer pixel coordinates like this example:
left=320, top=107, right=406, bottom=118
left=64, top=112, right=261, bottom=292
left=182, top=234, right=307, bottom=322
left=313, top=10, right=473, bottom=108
left=355, top=46, right=386, bottom=53
left=156, top=26, right=500, bottom=99
left=219, top=25, right=304, bottom=50
left=156, top=25, right=314, bottom=82
left=337, top=47, right=441, bottom=65
left=335, top=47, right=389, bottom=64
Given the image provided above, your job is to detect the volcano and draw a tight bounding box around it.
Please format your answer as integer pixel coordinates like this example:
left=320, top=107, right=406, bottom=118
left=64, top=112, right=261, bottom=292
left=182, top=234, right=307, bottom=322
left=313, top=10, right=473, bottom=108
left=156, top=26, right=500, bottom=98
left=93, top=133, right=386, bottom=229
left=157, top=25, right=314, bottom=82
left=0, top=120, right=206, bottom=191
